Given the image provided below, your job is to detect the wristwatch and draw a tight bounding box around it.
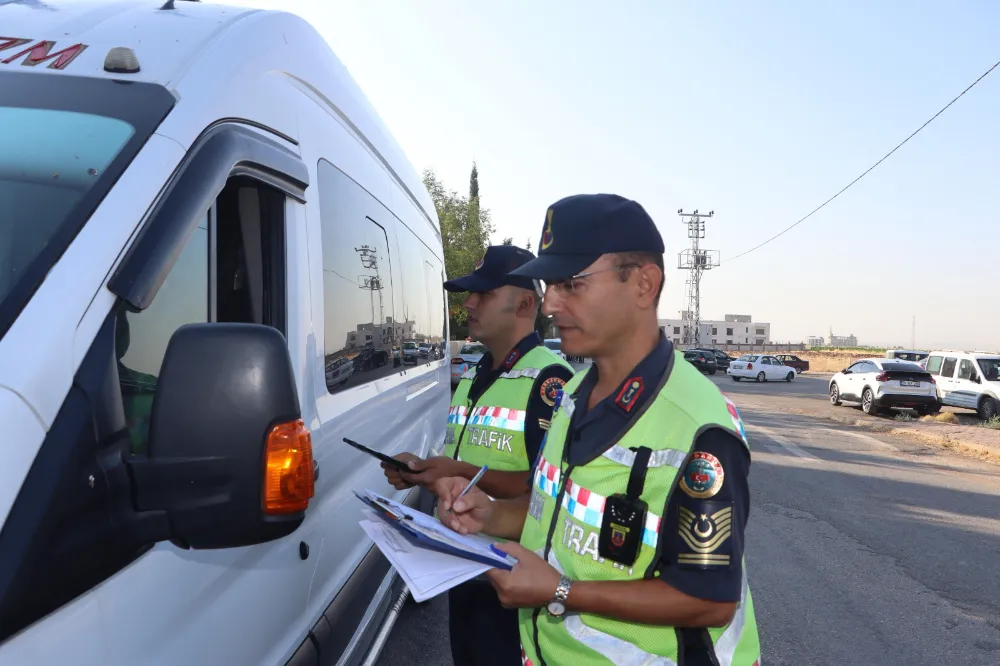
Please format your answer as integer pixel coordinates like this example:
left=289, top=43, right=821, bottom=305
left=546, top=575, right=572, bottom=617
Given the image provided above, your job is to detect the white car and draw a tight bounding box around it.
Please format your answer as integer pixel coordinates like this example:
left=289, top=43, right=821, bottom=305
left=828, top=358, right=939, bottom=416
left=324, top=355, right=356, bottom=388
left=727, top=354, right=797, bottom=383
left=451, top=342, right=487, bottom=385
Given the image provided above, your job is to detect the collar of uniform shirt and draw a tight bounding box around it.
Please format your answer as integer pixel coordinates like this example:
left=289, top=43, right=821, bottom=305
left=565, top=332, right=674, bottom=466
left=469, top=331, right=543, bottom=401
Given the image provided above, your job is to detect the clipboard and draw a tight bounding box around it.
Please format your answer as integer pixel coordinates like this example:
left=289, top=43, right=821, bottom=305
left=354, top=491, right=515, bottom=571
left=343, top=437, right=410, bottom=471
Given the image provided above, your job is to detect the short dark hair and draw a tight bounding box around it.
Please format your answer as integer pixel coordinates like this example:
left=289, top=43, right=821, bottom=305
left=614, top=251, right=665, bottom=305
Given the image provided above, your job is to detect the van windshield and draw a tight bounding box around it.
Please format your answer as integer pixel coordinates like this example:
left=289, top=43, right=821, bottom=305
left=0, top=107, right=134, bottom=298
left=0, top=72, right=175, bottom=340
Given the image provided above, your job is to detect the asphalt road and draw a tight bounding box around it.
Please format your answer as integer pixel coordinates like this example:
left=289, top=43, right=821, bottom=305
left=378, top=365, right=1000, bottom=665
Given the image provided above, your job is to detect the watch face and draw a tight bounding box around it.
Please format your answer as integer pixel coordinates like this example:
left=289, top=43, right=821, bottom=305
left=547, top=601, right=566, bottom=617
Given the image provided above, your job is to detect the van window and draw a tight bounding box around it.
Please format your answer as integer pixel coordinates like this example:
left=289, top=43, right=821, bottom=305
left=957, top=359, right=975, bottom=381
left=925, top=356, right=942, bottom=375
left=118, top=213, right=209, bottom=454
left=0, top=73, right=176, bottom=342
left=317, top=160, right=398, bottom=392
left=395, top=222, right=429, bottom=340
left=940, top=357, right=957, bottom=378
left=422, top=251, right=447, bottom=344
left=0, top=108, right=134, bottom=326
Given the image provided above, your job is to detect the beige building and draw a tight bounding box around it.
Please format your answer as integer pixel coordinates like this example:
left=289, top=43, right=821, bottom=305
left=659, top=313, right=772, bottom=346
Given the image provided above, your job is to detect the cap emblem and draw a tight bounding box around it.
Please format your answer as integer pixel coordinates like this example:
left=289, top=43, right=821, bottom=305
left=540, top=208, right=555, bottom=250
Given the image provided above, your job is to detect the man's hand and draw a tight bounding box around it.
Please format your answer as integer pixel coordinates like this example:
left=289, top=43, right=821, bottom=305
left=381, top=452, right=421, bottom=490
left=402, top=456, right=464, bottom=487
left=433, top=476, right=493, bottom=535
left=486, top=542, right=560, bottom=609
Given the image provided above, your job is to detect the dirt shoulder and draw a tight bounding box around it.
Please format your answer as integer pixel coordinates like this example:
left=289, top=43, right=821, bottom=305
left=729, top=391, right=1000, bottom=464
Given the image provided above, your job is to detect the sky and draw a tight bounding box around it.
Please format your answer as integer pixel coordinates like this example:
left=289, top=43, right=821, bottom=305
left=218, top=0, right=999, bottom=350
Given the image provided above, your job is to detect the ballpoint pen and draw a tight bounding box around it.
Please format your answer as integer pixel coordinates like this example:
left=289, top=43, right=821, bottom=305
left=444, top=464, right=487, bottom=517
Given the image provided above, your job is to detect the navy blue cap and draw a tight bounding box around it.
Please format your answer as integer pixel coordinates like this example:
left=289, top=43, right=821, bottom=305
left=443, top=245, right=537, bottom=293
left=509, top=194, right=665, bottom=281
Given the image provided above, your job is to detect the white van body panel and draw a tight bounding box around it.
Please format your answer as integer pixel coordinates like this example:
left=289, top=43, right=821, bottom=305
left=0, top=1, right=447, bottom=664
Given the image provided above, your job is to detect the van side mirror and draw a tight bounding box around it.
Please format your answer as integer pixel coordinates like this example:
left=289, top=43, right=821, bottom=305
left=128, top=323, right=314, bottom=549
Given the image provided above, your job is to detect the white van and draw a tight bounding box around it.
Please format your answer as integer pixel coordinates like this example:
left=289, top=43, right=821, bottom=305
left=0, top=2, right=449, bottom=664
left=924, top=351, right=1000, bottom=420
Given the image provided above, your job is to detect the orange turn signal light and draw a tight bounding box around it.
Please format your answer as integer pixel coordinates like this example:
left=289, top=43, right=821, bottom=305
left=263, top=419, right=315, bottom=515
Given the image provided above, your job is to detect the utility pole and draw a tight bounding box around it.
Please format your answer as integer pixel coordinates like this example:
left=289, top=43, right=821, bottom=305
left=677, top=209, right=720, bottom=346
left=355, top=244, right=385, bottom=344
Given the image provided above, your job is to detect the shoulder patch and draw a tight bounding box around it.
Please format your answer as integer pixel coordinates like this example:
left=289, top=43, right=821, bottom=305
left=615, top=377, right=644, bottom=413
left=539, top=376, right=566, bottom=407
left=676, top=500, right=733, bottom=569
left=679, top=451, right=725, bottom=499
left=723, top=395, right=748, bottom=444
left=504, top=348, right=521, bottom=368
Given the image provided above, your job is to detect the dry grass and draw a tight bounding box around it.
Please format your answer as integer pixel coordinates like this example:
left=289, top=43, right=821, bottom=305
left=983, top=416, right=1000, bottom=430
left=920, top=412, right=960, bottom=424
left=798, top=351, right=880, bottom=373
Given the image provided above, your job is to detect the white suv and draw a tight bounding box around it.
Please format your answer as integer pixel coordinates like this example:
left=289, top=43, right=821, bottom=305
left=829, top=358, right=939, bottom=416
left=924, top=351, right=1000, bottom=420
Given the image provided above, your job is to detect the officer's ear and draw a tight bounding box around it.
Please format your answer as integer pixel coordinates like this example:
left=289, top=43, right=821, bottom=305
left=634, top=263, right=664, bottom=310
left=515, top=289, right=539, bottom=318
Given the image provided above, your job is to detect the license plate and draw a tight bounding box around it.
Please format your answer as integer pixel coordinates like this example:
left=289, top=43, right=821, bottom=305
left=900, top=380, right=920, bottom=387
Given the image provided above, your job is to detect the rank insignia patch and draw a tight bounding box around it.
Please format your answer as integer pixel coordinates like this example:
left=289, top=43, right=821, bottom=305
left=677, top=501, right=733, bottom=569
left=614, top=377, right=644, bottom=413
left=679, top=451, right=725, bottom=499
left=539, top=376, right=566, bottom=407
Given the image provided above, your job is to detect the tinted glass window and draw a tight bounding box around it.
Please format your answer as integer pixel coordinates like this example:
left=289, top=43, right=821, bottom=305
left=940, top=357, right=957, bottom=378
left=395, top=222, right=431, bottom=341
left=317, top=160, right=398, bottom=393
left=926, top=356, right=943, bottom=374
left=422, top=247, right=447, bottom=345
left=957, top=359, right=975, bottom=380
left=0, top=108, right=134, bottom=311
left=882, top=362, right=922, bottom=373
left=118, top=213, right=208, bottom=454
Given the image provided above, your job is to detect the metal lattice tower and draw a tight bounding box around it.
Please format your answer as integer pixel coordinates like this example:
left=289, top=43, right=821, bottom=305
left=355, top=245, right=386, bottom=342
left=677, top=209, right=720, bottom=346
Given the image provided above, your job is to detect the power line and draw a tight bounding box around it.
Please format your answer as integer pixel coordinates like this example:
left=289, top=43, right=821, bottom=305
left=727, top=58, right=1000, bottom=263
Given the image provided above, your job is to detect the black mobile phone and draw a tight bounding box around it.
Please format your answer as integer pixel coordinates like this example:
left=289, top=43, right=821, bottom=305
left=342, top=437, right=411, bottom=471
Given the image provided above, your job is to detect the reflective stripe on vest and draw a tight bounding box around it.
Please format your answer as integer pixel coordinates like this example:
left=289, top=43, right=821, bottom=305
left=521, top=548, right=755, bottom=666
left=533, top=455, right=662, bottom=548
left=444, top=346, right=574, bottom=475
left=447, top=405, right=527, bottom=432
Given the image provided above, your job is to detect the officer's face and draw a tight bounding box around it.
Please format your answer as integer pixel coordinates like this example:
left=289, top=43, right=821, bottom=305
left=542, top=255, right=639, bottom=358
left=462, top=287, right=518, bottom=340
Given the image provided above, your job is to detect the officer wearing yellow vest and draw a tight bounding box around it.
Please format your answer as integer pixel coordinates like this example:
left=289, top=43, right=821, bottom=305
left=433, top=195, right=761, bottom=666
left=381, top=244, right=574, bottom=666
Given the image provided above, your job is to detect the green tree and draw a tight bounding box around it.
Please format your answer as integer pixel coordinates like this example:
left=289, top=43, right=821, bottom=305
left=470, top=162, right=479, bottom=200
left=501, top=236, right=513, bottom=245
left=423, top=165, right=494, bottom=339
